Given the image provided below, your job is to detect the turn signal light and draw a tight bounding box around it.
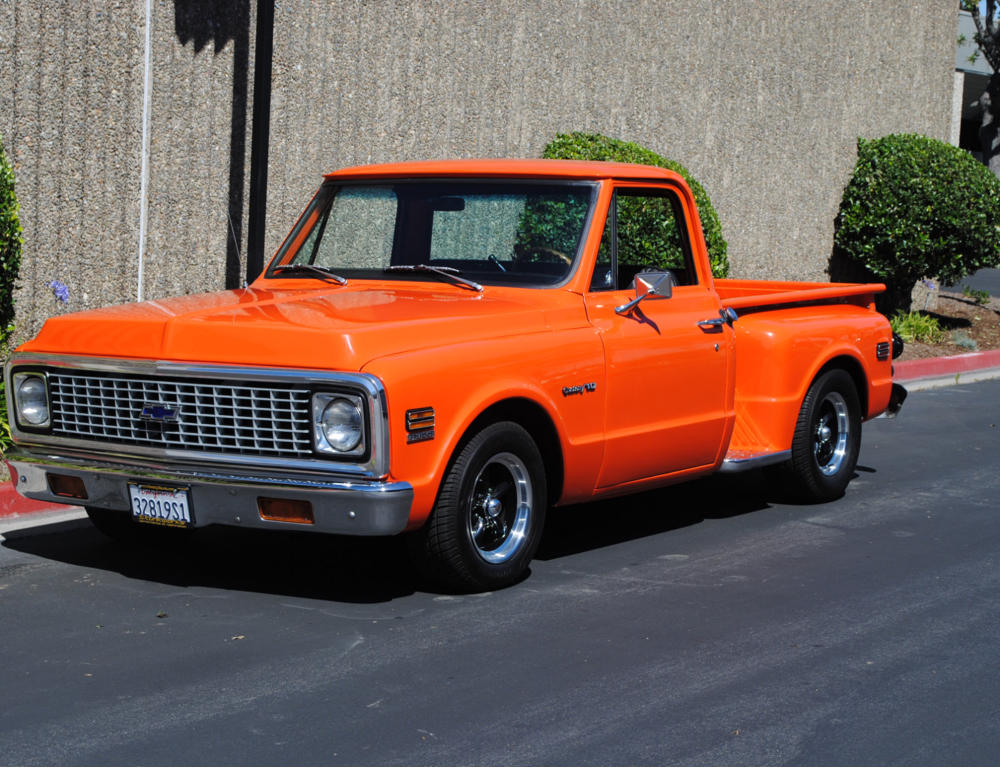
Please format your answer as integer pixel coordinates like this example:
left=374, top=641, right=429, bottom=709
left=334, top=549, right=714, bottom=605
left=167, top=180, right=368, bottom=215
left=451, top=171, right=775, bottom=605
left=47, top=473, right=88, bottom=500
left=258, top=498, right=314, bottom=525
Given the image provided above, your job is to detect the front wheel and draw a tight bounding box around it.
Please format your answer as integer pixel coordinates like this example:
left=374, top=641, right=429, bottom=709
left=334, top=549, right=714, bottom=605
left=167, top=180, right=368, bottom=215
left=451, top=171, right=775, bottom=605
left=408, top=421, right=547, bottom=592
left=779, top=369, right=862, bottom=503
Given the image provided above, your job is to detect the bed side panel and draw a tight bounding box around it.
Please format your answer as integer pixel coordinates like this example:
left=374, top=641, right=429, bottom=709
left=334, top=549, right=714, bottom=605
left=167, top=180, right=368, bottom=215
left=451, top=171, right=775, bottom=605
left=729, top=304, right=894, bottom=454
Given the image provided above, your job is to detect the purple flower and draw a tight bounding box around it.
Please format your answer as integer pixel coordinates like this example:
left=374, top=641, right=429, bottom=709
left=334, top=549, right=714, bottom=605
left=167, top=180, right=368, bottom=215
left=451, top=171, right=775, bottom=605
left=921, top=279, right=937, bottom=290
left=48, top=280, right=69, bottom=303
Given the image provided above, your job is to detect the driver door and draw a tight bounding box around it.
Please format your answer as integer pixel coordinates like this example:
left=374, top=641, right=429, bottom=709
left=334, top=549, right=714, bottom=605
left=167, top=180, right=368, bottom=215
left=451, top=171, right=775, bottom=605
left=586, top=185, right=733, bottom=489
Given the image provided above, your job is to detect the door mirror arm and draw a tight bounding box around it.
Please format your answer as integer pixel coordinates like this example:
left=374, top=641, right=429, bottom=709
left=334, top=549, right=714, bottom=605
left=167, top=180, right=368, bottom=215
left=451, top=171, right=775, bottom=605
left=615, top=271, right=675, bottom=315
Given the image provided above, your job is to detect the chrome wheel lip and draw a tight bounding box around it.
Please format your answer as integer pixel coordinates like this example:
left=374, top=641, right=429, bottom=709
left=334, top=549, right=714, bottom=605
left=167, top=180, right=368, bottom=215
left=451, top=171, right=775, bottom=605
left=467, top=451, right=532, bottom=564
left=814, top=391, right=850, bottom=476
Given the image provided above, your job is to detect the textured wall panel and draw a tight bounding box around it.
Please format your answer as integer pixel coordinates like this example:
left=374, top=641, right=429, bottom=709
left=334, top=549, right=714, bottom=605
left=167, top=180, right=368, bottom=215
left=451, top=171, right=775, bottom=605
left=1, top=1, right=145, bottom=338
left=2, top=1, right=956, bottom=341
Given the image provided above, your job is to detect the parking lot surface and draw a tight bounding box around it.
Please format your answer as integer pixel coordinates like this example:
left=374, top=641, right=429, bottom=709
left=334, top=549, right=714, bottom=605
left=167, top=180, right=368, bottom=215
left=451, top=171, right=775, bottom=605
left=1, top=380, right=998, bottom=765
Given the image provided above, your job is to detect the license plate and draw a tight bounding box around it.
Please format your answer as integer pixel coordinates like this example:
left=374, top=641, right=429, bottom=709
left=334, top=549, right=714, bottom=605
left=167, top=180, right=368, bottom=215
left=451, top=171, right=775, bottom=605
left=128, top=483, right=193, bottom=527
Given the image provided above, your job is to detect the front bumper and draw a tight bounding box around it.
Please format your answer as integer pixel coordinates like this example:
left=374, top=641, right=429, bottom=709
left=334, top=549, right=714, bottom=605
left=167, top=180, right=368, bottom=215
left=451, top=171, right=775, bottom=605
left=5, top=447, right=414, bottom=536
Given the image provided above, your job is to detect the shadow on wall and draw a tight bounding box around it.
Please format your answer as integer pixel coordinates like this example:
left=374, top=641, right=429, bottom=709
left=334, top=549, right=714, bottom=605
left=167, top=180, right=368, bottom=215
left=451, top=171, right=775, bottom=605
left=173, top=0, right=250, bottom=290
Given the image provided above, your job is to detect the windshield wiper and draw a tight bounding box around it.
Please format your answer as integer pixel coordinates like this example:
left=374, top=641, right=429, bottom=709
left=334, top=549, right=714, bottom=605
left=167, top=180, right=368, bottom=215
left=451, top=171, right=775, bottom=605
left=384, top=264, right=483, bottom=292
left=272, top=263, right=348, bottom=285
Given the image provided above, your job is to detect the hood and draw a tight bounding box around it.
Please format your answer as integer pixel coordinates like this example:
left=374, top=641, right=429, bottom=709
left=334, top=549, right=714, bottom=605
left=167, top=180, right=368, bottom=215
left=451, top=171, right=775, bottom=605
left=22, top=281, right=573, bottom=371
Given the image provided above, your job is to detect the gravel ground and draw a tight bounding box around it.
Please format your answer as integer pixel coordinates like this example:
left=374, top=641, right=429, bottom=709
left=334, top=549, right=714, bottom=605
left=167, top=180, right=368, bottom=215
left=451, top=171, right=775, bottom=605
left=897, top=290, right=1000, bottom=360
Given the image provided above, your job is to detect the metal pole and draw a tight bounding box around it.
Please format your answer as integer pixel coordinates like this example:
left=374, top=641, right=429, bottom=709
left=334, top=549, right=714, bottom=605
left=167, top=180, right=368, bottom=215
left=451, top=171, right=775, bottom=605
left=246, top=0, right=274, bottom=284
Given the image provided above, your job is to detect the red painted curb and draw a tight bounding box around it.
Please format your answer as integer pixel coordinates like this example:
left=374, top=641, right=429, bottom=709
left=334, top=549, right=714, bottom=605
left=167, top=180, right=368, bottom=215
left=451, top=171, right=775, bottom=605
left=894, top=348, right=1000, bottom=382
left=0, top=478, right=71, bottom=519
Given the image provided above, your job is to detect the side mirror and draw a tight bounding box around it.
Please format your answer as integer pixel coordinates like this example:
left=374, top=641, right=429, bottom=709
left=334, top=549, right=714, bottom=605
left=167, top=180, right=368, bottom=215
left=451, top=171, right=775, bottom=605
left=615, top=270, right=675, bottom=315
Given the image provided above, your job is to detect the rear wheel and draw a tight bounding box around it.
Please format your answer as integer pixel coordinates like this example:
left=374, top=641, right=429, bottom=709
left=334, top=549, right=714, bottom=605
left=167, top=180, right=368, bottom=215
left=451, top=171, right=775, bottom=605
left=409, top=421, right=547, bottom=592
left=779, top=369, right=862, bottom=502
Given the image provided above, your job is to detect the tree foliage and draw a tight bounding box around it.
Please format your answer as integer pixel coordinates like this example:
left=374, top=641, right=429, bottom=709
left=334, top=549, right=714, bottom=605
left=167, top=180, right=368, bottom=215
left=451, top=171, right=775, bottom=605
left=961, top=1, right=1000, bottom=175
left=833, top=134, right=1000, bottom=315
left=963, top=1, right=1000, bottom=70
left=542, top=132, right=729, bottom=278
left=0, top=134, right=22, bottom=345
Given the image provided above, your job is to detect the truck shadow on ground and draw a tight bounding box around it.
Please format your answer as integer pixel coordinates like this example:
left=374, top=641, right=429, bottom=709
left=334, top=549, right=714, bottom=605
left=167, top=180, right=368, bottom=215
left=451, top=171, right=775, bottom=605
left=3, top=470, right=833, bottom=603
left=536, top=472, right=774, bottom=561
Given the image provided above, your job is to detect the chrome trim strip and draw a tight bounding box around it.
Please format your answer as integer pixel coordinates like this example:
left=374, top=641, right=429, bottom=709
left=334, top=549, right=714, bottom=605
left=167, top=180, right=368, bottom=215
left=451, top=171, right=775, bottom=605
left=5, top=354, right=392, bottom=479
left=718, top=449, right=791, bottom=473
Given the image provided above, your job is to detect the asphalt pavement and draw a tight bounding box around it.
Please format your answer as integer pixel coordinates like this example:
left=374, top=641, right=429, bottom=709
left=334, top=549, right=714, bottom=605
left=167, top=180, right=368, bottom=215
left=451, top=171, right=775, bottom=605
left=1, top=379, right=999, bottom=765
left=948, top=267, right=1000, bottom=295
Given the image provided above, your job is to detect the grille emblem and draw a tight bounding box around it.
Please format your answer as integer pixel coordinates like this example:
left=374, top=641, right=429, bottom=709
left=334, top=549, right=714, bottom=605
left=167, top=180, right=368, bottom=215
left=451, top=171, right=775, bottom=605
left=140, top=403, right=179, bottom=423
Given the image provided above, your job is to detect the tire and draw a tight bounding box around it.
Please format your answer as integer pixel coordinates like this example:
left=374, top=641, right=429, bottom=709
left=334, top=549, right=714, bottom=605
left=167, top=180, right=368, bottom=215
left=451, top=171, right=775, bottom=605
left=408, top=421, right=547, bottom=592
left=86, top=506, right=192, bottom=545
left=779, top=369, right=862, bottom=503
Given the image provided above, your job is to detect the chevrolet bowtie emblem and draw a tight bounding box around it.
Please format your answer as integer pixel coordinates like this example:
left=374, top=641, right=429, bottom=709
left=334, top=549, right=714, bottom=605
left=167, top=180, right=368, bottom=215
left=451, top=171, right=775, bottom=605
left=141, top=403, right=179, bottom=423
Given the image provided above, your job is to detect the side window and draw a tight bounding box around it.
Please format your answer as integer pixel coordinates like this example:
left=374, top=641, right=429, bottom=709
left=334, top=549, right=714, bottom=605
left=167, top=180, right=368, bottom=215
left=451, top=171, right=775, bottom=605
left=589, top=212, right=614, bottom=291
left=589, top=188, right=697, bottom=291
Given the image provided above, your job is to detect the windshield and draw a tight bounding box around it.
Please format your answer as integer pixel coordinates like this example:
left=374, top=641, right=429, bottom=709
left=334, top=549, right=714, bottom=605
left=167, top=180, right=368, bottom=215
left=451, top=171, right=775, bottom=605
left=268, top=180, right=597, bottom=287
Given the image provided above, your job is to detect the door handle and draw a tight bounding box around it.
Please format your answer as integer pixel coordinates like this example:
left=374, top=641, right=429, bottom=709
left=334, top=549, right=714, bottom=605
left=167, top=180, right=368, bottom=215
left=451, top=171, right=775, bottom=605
left=697, top=318, right=725, bottom=331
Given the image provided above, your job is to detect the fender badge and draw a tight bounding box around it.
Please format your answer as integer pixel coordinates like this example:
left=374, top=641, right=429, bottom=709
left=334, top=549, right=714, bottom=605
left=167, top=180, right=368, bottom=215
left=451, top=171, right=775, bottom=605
left=407, top=429, right=435, bottom=444
left=562, top=382, right=596, bottom=397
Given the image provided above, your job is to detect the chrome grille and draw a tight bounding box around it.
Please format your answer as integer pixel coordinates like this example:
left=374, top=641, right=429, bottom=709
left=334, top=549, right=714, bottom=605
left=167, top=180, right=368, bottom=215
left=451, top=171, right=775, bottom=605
left=48, top=371, right=314, bottom=458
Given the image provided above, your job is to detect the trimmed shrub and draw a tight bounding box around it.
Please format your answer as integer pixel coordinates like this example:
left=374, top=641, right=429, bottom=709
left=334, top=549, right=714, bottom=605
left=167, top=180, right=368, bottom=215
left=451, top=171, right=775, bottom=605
left=542, top=132, right=729, bottom=278
left=0, top=134, right=21, bottom=345
left=0, top=134, right=19, bottom=453
left=833, top=134, right=1000, bottom=316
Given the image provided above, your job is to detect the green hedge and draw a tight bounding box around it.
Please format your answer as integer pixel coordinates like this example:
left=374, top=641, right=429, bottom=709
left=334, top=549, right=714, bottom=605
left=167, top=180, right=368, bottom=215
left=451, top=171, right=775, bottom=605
left=0, top=134, right=21, bottom=345
left=833, top=134, right=1000, bottom=315
left=0, top=134, right=20, bottom=452
left=542, top=132, right=729, bottom=278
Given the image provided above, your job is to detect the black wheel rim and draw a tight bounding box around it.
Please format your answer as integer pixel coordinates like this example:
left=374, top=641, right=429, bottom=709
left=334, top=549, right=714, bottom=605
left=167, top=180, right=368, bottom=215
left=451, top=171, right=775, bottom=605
left=814, top=392, right=850, bottom=476
left=466, top=452, right=532, bottom=564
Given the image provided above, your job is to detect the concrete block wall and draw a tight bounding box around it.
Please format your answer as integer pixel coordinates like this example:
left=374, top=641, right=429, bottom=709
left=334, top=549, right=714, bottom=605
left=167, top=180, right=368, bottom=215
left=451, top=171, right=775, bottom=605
left=0, top=1, right=956, bottom=343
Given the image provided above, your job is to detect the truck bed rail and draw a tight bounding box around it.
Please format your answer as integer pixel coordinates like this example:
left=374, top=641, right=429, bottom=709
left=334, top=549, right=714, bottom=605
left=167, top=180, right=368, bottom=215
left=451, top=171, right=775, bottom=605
left=715, top=279, right=885, bottom=311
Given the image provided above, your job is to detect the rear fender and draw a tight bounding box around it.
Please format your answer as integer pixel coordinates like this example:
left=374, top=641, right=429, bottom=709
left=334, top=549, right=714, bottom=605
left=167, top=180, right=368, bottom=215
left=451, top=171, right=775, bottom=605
left=728, top=305, right=894, bottom=454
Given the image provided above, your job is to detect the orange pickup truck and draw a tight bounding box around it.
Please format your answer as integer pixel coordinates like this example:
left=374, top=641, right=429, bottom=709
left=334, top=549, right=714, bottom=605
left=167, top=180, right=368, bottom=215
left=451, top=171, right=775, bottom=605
left=5, top=159, right=905, bottom=590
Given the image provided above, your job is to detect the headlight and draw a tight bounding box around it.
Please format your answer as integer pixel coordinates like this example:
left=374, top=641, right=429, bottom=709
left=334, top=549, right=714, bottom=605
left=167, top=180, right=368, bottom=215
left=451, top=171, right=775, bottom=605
left=312, top=393, right=365, bottom=455
left=13, top=372, right=50, bottom=428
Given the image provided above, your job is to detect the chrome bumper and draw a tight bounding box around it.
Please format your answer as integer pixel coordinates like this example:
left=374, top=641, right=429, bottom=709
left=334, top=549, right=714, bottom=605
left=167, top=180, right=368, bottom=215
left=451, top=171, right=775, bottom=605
left=5, top=448, right=414, bottom=536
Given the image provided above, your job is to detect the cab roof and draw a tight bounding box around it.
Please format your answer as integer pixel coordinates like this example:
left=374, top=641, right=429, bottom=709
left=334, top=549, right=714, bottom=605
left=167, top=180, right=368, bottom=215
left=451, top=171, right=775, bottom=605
left=324, top=158, right=684, bottom=183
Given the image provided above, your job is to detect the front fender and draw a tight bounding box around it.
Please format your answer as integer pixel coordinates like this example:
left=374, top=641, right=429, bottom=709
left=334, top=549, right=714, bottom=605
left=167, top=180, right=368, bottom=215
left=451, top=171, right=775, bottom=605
left=363, top=327, right=606, bottom=526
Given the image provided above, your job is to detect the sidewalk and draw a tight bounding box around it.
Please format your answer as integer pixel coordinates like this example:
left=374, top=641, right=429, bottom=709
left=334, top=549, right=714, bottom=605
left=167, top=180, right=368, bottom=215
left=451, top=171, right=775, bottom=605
left=2, top=348, right=1000, bottom=525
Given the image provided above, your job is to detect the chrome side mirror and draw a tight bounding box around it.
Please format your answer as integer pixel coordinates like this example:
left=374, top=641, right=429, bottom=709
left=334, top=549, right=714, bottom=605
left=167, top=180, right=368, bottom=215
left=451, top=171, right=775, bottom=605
left=615, top=270, right=675, bottom=315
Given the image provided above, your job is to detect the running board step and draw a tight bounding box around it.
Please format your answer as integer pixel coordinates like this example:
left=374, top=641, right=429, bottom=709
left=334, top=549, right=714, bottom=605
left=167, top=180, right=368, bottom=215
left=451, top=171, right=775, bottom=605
left=718, top=449, right=791, bottom=473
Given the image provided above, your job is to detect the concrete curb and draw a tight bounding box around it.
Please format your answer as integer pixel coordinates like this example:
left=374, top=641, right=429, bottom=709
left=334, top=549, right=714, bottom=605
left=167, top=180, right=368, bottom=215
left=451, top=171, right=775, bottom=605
left=894, top=349, right=1000, bottom=392
left=3, top=349, right=1000, bottom=526
left=894, top=348, right=1000, bottom=383
left=0, top=505, right=87, bottom=537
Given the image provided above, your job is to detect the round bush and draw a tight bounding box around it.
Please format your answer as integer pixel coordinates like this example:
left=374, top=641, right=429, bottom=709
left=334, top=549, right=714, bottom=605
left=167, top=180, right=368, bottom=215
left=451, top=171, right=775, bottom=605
left=0, top=134, right=22, bottom=344
left=834, top=134, right=1000, bottom=315
left=542, top=132, right=729, bottom=278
